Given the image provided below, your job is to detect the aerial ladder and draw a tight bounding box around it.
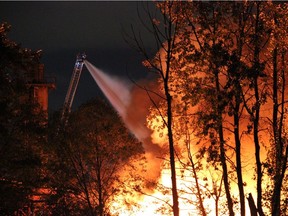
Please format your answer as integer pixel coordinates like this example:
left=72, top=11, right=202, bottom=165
left=60, top=53, right=86, bottom=125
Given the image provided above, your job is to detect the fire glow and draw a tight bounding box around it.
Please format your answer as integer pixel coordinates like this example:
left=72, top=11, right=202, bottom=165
left=84, top=60, right=271, bottom=215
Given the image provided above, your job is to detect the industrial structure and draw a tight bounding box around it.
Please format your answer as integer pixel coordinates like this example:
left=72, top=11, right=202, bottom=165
left=26, top=62, right=56, bottom=116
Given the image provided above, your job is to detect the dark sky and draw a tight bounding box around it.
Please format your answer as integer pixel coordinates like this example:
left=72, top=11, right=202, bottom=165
left=1, top=1, right=158, bottom=112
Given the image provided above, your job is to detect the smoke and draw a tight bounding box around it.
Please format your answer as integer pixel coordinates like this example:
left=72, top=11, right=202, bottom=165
left=84, top=60, right=163, bottom=182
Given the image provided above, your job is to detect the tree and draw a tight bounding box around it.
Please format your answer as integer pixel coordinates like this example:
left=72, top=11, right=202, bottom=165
left=0, top=22, right=48, bottom=214
left=141, top=1, right=288, bottom=215
left=48, top=98, right=145, bottom=215
left=128, top=2, right=182, bottom=215
left=260, top=2, right=288, bottom=215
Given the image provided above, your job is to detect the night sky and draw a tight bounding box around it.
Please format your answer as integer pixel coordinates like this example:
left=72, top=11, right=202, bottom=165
left=1, top=1, right=158, bottom=112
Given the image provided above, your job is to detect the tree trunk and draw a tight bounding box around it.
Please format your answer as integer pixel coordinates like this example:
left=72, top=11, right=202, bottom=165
left=218, top=117, right=234, bottom=216
left=234, top=5, right=246, bottom=215
left=165, top=85, right=179, bottom=216
left=271, top=46, right=287, bottom=216
left=247, top=193, right=258, bottom=216
left=185, top=103, right=207, bottom=216
left=96, top=141, right=104, bottom=216
left=215, top=70, right=234, bottom=216
left=164, top=6, right=179, bottom=214
left=252, top=3, right=264, bottom=216
left=234, top=97, right=245, bottom=216
left=190, top=151, right=207, bottom=216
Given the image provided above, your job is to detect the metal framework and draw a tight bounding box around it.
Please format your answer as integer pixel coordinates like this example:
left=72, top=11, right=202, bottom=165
left=61, top=53, right=86, bottom=124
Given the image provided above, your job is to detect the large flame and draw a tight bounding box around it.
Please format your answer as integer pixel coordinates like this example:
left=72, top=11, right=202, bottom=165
left=84, top=59, right=276, bottom=215
left=110, top=113, right=268, bottom=215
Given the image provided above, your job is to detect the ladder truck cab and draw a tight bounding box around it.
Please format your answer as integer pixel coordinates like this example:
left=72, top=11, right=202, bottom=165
left=60, top=53, right=86, bottom=126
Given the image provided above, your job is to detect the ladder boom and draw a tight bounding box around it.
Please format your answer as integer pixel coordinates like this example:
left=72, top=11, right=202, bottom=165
left=61, top=53, right=86, bottom=123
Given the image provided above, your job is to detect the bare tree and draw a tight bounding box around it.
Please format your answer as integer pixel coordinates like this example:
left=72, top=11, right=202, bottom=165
left=127, top=2, right=181, bottom=215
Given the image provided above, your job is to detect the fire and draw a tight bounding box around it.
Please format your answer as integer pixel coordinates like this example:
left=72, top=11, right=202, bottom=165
left=85, top=55, right=275, bottom=215
left=110, top=108, right=270, bottom=215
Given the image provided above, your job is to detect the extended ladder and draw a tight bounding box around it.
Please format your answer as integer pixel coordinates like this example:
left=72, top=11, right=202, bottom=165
left=61, top=53, right=86, bottom=124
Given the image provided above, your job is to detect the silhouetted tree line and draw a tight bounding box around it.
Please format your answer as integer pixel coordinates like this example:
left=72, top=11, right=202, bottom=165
left=130, top=1, right=288, bottom=216
left=0, top=23, right=144, bottom=215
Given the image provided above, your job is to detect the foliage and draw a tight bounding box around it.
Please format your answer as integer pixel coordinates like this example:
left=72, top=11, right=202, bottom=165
left=0, top=22, right=48, bottom=214
left=143, top=1, right=288, bottom=216
left=47, top=98, right=145, bottom=215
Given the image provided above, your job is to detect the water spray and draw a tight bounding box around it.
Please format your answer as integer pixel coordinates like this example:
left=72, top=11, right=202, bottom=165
left=62, top=54, right=163, bottom=187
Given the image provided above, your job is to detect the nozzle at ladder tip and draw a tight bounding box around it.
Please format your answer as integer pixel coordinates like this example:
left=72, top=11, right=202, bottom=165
left=77, top=52, right=87, bottom=62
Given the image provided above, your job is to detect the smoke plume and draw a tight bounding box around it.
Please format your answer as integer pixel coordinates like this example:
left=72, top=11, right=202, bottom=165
left=84, top=60, right=163, bottom=182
